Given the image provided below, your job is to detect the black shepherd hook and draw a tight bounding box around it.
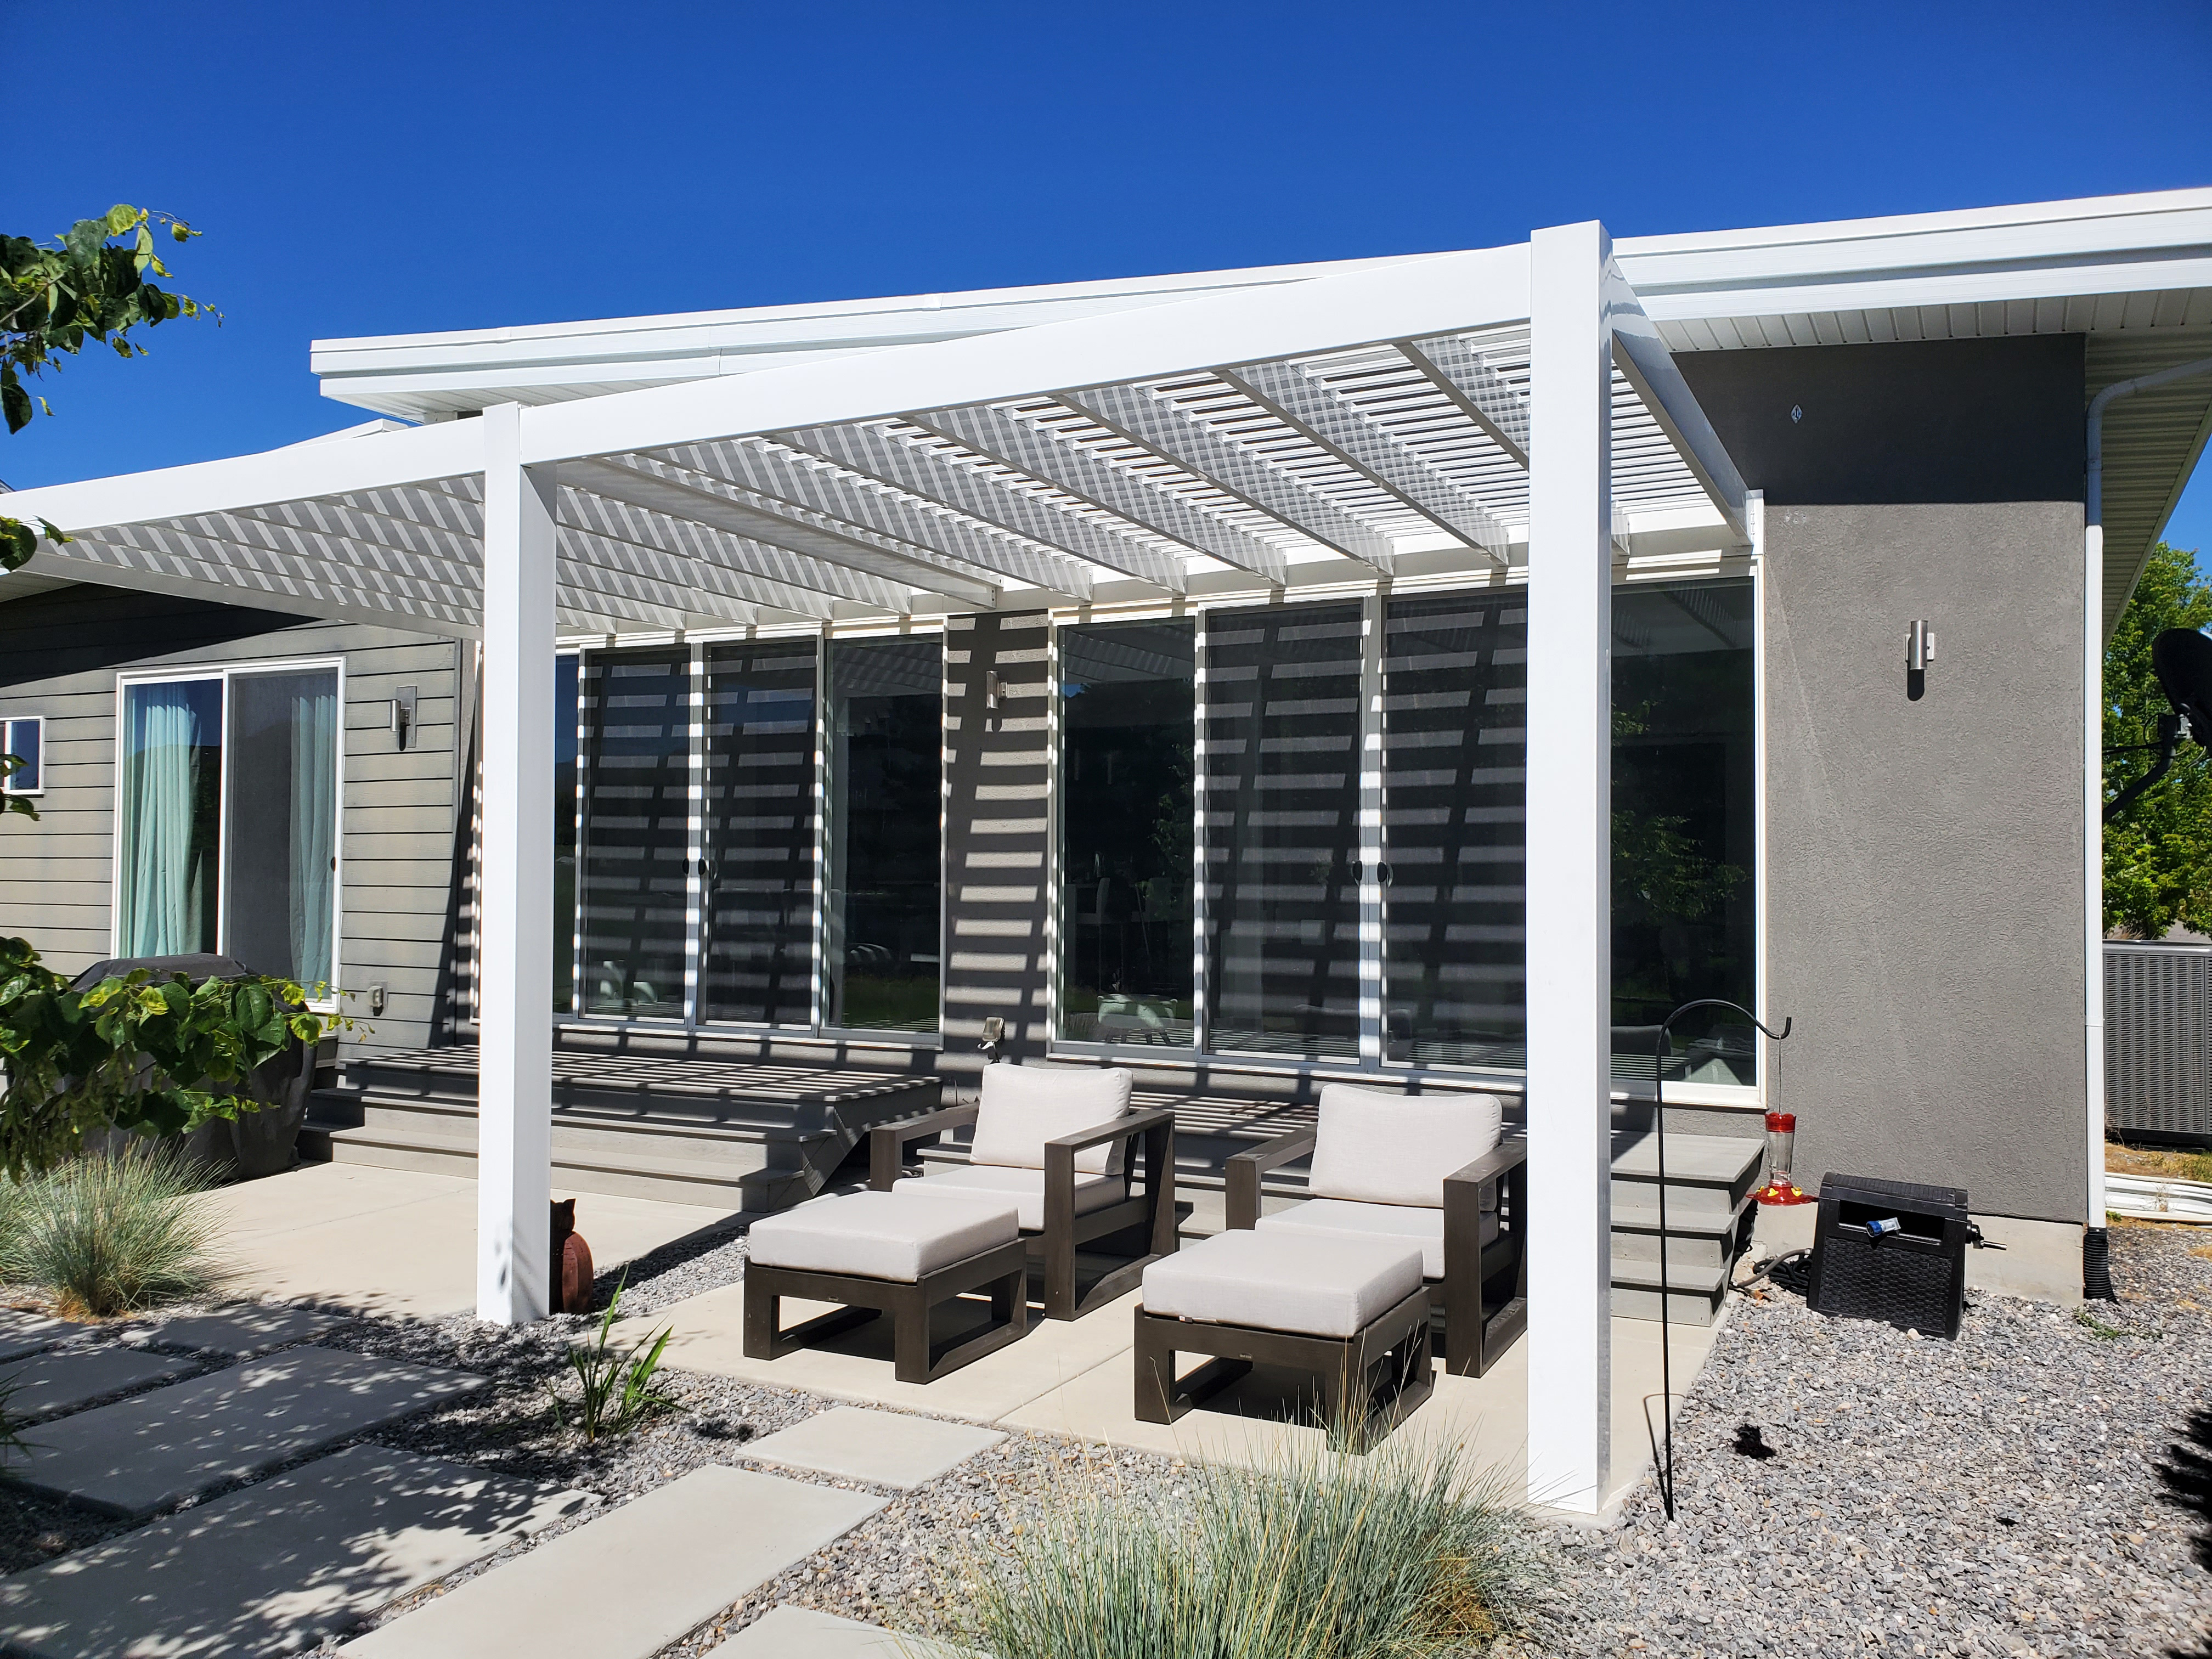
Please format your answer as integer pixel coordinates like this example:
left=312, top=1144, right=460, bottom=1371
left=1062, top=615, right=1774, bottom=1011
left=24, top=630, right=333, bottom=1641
left=1651, top=999, right=1792, bottom=1522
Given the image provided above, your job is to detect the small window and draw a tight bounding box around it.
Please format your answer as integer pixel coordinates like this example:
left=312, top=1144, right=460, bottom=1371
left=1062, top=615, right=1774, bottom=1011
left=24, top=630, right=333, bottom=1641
left=1, top=716, right=42, bottom=795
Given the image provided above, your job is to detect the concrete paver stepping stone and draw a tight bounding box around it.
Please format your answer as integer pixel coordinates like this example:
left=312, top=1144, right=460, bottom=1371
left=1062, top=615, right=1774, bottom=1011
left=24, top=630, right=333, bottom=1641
left=127, top=1306, right=347, bottom=1358
left=0, top=1310, right=90, bottom=1363
left=0, top=1347, right=199, bottom=1419
left=0, top=1442, right=590, bottom=1659
left=709, top=1605, right=974, bottom=1657
left=12, top=1345, right=483, bottom=1517
left=340, top=1465, right=887, bottom=1659
left=742, top=1407, right=1004, bottom=1491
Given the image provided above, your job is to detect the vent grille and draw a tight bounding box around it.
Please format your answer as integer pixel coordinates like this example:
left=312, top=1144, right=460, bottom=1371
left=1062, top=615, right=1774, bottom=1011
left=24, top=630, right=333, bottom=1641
left=2105, top=943, right=2212, bottom=1139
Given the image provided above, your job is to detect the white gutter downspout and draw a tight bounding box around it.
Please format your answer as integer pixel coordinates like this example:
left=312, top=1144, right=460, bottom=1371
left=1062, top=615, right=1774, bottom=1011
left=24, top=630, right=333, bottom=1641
left=2084, top=354, right=2212, bottom=1268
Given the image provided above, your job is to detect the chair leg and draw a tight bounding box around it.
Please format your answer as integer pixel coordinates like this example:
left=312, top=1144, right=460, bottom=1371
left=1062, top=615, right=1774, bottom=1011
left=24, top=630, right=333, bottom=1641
left=742, top=1280, right=777, bottom=1361
left=892, top=1289, right=932, bottom=1385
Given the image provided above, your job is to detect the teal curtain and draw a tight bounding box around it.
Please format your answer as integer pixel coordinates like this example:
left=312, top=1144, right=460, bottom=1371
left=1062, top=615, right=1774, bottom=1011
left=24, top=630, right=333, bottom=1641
left=120, top=683, right=217, bottom=956
left=288, top=677, right=338, bottom=989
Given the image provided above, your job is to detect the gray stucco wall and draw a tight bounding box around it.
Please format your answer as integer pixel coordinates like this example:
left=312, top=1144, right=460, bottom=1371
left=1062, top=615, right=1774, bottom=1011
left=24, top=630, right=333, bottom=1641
left=0, top=584, right=465, bottom=1057
left=1762, top=500, right=2088, bottom=1222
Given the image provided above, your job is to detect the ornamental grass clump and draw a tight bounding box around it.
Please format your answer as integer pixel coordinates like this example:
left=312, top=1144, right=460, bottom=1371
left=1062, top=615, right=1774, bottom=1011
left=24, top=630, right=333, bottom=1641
left=0, top=1143, right=227, bottom=1317
left=948, top=1434, right=1535, bottom=1659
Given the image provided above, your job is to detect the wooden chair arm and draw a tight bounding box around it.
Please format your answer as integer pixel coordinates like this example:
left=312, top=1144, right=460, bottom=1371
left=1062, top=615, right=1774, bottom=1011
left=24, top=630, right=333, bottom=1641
left=1443, top=1134, right=1527, bottom=1197
left=1042, top=1105, right=1176, bottom=1158
left=1224, top=1127, right=1318, bottom=1231
left=868, top=1102, right=980, bottom=1190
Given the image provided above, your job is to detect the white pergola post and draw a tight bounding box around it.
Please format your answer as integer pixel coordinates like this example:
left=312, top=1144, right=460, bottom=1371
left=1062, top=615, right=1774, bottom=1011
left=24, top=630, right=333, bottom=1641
left=1523, top=221, right=1614, bottom=1514
left=476, top=403, right=558, bottom=1324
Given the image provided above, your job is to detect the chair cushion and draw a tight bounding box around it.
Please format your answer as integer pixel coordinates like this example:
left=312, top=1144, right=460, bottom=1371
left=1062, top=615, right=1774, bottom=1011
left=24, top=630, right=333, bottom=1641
left=1255, top=1197, right=1498, bottom=1280
left=1307, top=1085, right=1503, bottom=1208
left=1140, top=1229, right=1424, bottom=1339
left=747, top=1190, right=1019, bottom=1283
left=968, top=1063, right=1135, bottom=1176
left=893, top=1164, right=1127, bottom=1233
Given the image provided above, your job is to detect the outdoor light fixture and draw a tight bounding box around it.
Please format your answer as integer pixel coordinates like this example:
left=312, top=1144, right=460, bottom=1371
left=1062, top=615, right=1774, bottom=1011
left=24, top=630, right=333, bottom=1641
left=1905, top=620, right=1934, bottom=702
left=388, top=685, right=417, bottom=750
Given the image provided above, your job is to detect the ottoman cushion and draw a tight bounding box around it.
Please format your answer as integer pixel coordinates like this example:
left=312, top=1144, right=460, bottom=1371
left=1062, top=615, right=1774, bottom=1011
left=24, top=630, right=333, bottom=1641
left=748, top=1190, right=1019, bottom=1284
left=893, top=1164, right=1126, bottom=1232
left=1141, top=1229, right=1423, bottom=1339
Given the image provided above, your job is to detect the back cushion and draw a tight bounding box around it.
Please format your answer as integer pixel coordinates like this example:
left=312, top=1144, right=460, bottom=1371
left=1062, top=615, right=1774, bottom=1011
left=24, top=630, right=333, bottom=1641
left=968, top=1063, right=1135, bottom=1176
left=1307, top=1085, right=1504, bottom=1208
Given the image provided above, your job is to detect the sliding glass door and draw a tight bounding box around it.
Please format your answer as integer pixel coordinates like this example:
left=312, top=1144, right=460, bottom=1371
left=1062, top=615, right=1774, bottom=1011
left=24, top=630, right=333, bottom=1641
left=564, top=633, right=943, bottom=1037
left=116, top=663, right=341, bottom=988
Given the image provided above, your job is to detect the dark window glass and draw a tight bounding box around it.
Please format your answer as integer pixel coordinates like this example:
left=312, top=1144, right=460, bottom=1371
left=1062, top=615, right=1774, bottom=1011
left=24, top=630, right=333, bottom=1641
left=1381, top=592, right=1526, bottom=1068
left=699, top=639, right=817, bottom=1026
left=553, top=654, right=580, bottom=1016
left=118, top=679, right=223, bottom=957
left=224, top=669, right=340, bottom=988
left=1611, top=579, right=1757, bottom=1085
left=1058, top=620, right=1195, bottom=1046
left=826, top=637, right=941, bottom=1033
left=578, top=649, right=690, bottom=1019
left=1202, top=602, right=1364, bottom=1059
left=3, top=719, right=41, bottom=793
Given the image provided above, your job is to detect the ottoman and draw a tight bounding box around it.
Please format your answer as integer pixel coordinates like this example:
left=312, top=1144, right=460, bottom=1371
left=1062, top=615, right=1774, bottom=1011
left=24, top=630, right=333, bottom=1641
left=1133, top=1229, right=1432, bottom=1447
left=745, top=1190, right=1029, bottom=1383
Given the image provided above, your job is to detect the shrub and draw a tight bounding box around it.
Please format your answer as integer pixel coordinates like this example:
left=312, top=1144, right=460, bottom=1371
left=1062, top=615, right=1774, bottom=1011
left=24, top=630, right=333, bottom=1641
left=0, top=1142, right=227, bottom=1317
left=946, top=1434, right=1534, bottom=1659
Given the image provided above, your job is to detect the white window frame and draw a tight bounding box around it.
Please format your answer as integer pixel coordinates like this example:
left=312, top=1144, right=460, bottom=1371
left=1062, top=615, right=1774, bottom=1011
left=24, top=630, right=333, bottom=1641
left=1, top=715, right=45, bottom=796
left=1043, top=568, right=1764, bottom=1108
left=111, top=656, right=347, bottom=1010
left=560, top=619, right=949, bottom=1048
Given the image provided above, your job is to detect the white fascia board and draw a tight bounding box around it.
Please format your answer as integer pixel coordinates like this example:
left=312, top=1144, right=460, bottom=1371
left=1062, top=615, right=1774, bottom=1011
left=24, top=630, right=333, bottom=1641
left=1617, top=188, right=2212, bottom=291
left=518, top=247, right=1531, bottom=467
left=1638, top=258, right=2212, bottom=329
left=0, top=419, right=482, bottom=535
left=1604, top=263, right=1748, bottom=540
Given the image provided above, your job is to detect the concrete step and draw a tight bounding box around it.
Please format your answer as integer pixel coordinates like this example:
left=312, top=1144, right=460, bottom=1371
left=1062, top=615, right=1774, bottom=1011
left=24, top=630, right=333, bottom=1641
left=1610, top=1194, right=1756, bottom=1268
left=1609, top=1131, right=1763, bottom=1218
left=1610, top=1254, right=1731, bottom=1324
left=322, top=1122, right=788, bottom=1210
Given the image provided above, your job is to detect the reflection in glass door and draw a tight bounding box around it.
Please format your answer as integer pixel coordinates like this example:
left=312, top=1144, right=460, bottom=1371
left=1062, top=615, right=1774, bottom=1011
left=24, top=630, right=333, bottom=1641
left=1201, top=602, right=1365, bottom=1059
left=699, top=640, right=818, bottom=1026
left=225, top=669, right=340, bottom=988
left=577, top=649, right=690, bottom=1019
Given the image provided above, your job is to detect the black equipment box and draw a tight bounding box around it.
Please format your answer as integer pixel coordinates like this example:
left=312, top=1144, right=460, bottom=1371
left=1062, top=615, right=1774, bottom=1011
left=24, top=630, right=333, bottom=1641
left=1805, top=1173, right=1970, bottom=1339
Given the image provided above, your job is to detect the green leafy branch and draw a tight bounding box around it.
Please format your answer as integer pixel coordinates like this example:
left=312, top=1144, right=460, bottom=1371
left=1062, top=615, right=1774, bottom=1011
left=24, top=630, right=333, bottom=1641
left=1, top=753, right=35, bottom=822
left=0, top=936, right=359, bottom=1180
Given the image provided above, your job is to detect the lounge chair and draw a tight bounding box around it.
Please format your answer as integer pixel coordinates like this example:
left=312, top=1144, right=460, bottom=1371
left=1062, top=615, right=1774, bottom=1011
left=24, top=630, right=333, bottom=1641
left=870, top=1062, right=1177, bottom=1320
left=1226, top=1082, right=1527, bottom=1377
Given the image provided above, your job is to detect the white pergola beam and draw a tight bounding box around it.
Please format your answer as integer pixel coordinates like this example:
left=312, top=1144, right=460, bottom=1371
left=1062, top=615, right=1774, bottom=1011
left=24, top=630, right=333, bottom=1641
left=1221, top=359, right=1511, bottom=562
left=476, top=403, right=556, bottom=1325
left=661, top=439, right=1095, bottom=602
left=554, top=499, right=834, bottom=622
left=1523, top=220, right=1613, bottom=1517
left=911, top=402, right=1290, bottom=585
left=1400, top=334, right=1531, bottom=467
left=780, top=421, right=1187, bottom=591
left=567, top=455, right=996, bottom=610
left=1604, top=268, right=1748, bottom=541
left=94, top=519, right=482, bottom=630
left=521, top=246, right=1532, bottom=466
left=1059, top=381, right=1396, bottom=571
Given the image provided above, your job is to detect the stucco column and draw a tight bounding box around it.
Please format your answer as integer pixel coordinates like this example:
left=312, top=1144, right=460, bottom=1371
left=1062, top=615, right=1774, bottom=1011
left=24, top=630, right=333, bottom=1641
left=1523, top=220, right=1614, bottom=1514
left=476, top=403, right=557, bottom=1324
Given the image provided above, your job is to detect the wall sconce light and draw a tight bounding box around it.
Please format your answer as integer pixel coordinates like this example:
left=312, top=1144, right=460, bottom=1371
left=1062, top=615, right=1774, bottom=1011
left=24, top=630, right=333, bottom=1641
left=1905, top=622, right=1934, bottom=702
left=389, top=685, right=417, bottom=749
left=984, top=670, right=1001, bottom=727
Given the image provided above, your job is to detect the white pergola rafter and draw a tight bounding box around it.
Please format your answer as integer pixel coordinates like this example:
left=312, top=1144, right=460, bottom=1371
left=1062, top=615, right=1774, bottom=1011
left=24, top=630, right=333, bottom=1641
left=1221, top=358, right=1513, bottom=561
left=1056, top=380, right=1396, bottom=571
left=777, top=421, right=1189, bottom=591
left=1400, top=333, right=1532, bottom=467
left=910, top=400, right=1291, bottom=585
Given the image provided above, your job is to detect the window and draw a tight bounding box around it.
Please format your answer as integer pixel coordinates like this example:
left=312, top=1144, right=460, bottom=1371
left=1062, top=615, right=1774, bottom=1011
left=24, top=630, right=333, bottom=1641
left=1056, top=620, right=1195, bottom=1045
left=116, top=665, right=341, bottom=988
left=825, top=637, right=943, bottom=1032
left=563, top=633, right=944, bottom=1036
left=2, top=716, right=43, bottom=795
left=553, top=653, right=580, bottom=1015
left=1052, top=578, right=1758, bottom=1090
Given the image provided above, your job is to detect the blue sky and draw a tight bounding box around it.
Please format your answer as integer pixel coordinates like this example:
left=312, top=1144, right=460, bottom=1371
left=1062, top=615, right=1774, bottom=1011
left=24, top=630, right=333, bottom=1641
left=6, top=0, right=2210, bottom=552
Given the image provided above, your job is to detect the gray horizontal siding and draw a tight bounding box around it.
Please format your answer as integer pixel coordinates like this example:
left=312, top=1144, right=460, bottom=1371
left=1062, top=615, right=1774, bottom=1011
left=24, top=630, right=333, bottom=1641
left=0, top=585, right=467, bottom=1057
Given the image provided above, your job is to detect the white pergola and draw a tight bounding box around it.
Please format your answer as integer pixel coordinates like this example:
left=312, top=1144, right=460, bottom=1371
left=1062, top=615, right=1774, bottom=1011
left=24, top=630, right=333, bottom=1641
left=5, top=221, right=1750, bottom=1514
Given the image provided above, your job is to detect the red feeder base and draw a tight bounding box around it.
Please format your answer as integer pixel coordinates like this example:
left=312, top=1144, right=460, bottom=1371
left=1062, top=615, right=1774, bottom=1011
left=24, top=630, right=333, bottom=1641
left=1756, top=1177, right=1813, bottom=1206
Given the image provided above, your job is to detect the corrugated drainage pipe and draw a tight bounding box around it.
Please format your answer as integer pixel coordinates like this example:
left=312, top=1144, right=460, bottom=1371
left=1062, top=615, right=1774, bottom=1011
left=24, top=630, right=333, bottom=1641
left=2084, top=353, right=2212, bottom=1302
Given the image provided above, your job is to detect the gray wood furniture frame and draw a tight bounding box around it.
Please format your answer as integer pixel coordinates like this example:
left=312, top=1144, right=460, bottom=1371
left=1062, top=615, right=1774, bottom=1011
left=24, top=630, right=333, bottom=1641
left=871, top=1105, right=1180, bottom=1320
left=1133, top=1284, right=1435, bottom=1450
left=743, top=1236, right=1030, bottom=1384
left=1226, top=1130, right=1530, bottom=1377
